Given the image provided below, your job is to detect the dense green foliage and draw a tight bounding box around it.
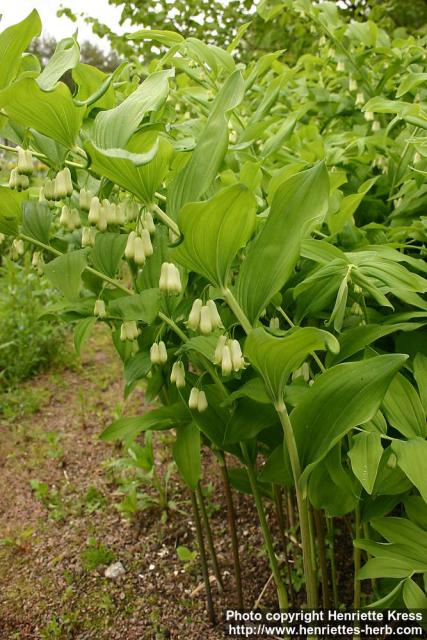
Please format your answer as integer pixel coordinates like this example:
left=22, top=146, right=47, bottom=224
left=0, top=0, right=426, bottom=618
left=0, top=256, right=65, bottom=389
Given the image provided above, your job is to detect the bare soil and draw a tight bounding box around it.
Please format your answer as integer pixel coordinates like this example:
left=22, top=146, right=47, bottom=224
left=0, top=330, right=293, bottom=640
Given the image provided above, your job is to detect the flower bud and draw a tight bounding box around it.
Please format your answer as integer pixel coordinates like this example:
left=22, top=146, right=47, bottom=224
left=59, top=205, right=71, bottom=229
left=188, top=299, right=203, bottom=331
left=214, top=335, right=227, bottom=365
left=230, top=339, right=245, bottom=372
left=206, top=299, right=222, bottom=329
left=364, top=111, right=374, bottom=122
left=63, top=167, right=73, bottom=196
left=197, top=390, right=208, bottom=413
left=53, top=171, right=68, bottom=200
left=116, top=202, right=126, bottom=225
left=387, top=453, right=397, bottom=469
left=171, top=361, right=185, bottom=388
left=144, top=210, right=156, bottom=234
left=199, top=306, right=213, bottom=335
left=88, top=197, right=101, bottom=225
left=32, top=251, right=44, bottom=274
left=71, top=208, right=81, bottom=229
left=17, top=147, right=33, bottom=175
left=158, top=341, right=168, bottom=364
left=269, top=317, right=280, bottom=330
left=43, top=178, right=55, bottom=201
left=188, top=387, right=199, bottom=410
left=140, top=229, right=153, bottom=257
left=221, top=345, right=233, bottom=376
left=134, top=237, right=146, bottom=265
left=8, top=168, right=18, bottom=189
left=121, top=321, right=139, bottom=341
left=125, top=231, right=136, bottom=259
left=355, top=92, right=365, bottom=106
left=337, top=61, right=345, bottom=72
left=159, top=262, right=169, bottom=291
left=372, top=120, right=381, bottom=132
left=12, top=238, right=24, bottom=257
left=348, top=77, right=357, bottom=92
left=81, top=226, right=96, bottom=247
left=150, top=342, right=160, bottom=364
left=94, top=299, right=107, bottom=318
left=159, top=263, right=182, bottom=294
left=97, top=206, right=108, bottom=232
left=79, top=187, right=92, bottom=211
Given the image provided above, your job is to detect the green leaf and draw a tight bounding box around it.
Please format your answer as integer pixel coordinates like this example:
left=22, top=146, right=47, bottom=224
left=292, top=355, right=407, bottom=483
left=0, top=186, right=26, bottom=235
left=44, top=250, right=87, bottom=301
left=37, top=36, right=80, bottom=91
left=0, top=78, right=85, bottom=147
left=222, top=399, right=279, bottom=445
left=109, top=289, right=160, bottom=323
left=94, top=70, right=173, bottom=149
left=90, top=233, right=127, bottom=278
left=176, top=546, right=197, bottom=562
left=167, top=70, right=245, bottom=219
left=72, top=63, right=115, bottom=110
left=258, top=444, right=293, bottom=487
left=348, top=431, right=383, bottom=494
left=414, top=353, right=427, bottom=415
left=392, top=438, right=427, bottom=502
left=403, top=578, right=427, bottom=609
left=21, top=201, right=51, bottom=244
left=382, top=373, right=426, bottom=439
left=124, top=352, right=152, bottom=390
left=100, top=403, right=190, bottom=441
left=357, top=557, right=414, bottom=580
left=0, top=10, right=41, bottom=90
left=235, top=162, right=329, bottom=323
left=404, top=496, right=427, bottom=530
left=84, top=134, right=168, bottom=203
left=371, top=517, right=427, bottom=552
left=74, top=317, right=96, bottom=355
left=327, top=322, right=426, bottom=366
left=244, top=326, right=339, bottom=401
left=327, top=177, right=377, bottom=234
left=173, top=184, right=256, bottom=288
left=126, top=29, right=184, bottom=45
left=309, top=447, right=358, bottom=516
left=173, top=422, right=201, bottom=489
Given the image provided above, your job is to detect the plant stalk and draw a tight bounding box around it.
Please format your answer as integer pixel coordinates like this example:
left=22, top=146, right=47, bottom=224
left=196, top=482, right=224, bottom=594
left=240, top=442, right=288, bottom=610
left=190, top=489, right=216, bottom=625
left=313, top=509, right=330, bottom=608
left=219, top=455, right=244, bottom=609
left=275, top=403, right=318, bottom=608
left=327, top=517, right=339, bottom=608
left=273, top=484, right=295, bottom=605
left=353, top=503, right=362, bottom=608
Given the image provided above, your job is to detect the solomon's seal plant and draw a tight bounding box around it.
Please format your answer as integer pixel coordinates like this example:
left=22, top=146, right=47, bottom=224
left=1, top=0, right=426, bottom=621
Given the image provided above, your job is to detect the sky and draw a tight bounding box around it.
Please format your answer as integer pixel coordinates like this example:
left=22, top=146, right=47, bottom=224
left=0, top=0, right=129, bottom=49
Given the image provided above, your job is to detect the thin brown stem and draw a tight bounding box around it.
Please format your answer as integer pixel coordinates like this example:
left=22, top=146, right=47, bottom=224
left=220, top=457, right=244, bottom=609
left=313, top=509, right=330, bottom=608
left=190, top=490, right=216, bottom=625
left=196, top=482, right=224, bottom=594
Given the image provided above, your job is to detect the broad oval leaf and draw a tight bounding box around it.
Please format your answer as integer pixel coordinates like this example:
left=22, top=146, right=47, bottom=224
left=100, top=403, right=190, bottom=441
left=109, top=289, right=160, bottom=323
left=22, top=201, right=52, bottom=244
left=173, top=183, right=256, bottom=288
left=90, top=232, right=127, bottom=278
left=0, top=186, right=26, bottom=235
left=44, top=250, right=88, bottom=301
left=235, top=162, right=329, bottom=324
left=94, top=70, right=173, bottom=149
left=0, top=10, right=41, bottom=90
left=244, top=326, right=339, bottom=401
left=0, top=78, right=85, bottom=147
left=173, top=422, right=201, bottom=489
left=392, top=438, right=427, bottom=502
left=348, top=431, right=383, bottom=495
left=382, top=373, right=426, bottom=439
left=293, top=354, right=408, bottom=484
left=37, top=36, right=80, bottom=91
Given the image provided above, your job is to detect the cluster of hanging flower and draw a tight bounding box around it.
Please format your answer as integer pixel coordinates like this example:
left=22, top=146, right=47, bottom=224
left=120, top=321, right=140, bottom=342
left=9, top=147, right=33, bottom=191
left=187, top=299, right=222, bottom=335
left=150, top=341, right=168, bottom=365
left=159, top=262, right=182, bottom=294
left=170, top=361, right=186, bottom=388
left=188, top=387, right=208, bottom=412
left=213, top=336, right=245, bottom=375
left=40, top=167, right=73, bottom=203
